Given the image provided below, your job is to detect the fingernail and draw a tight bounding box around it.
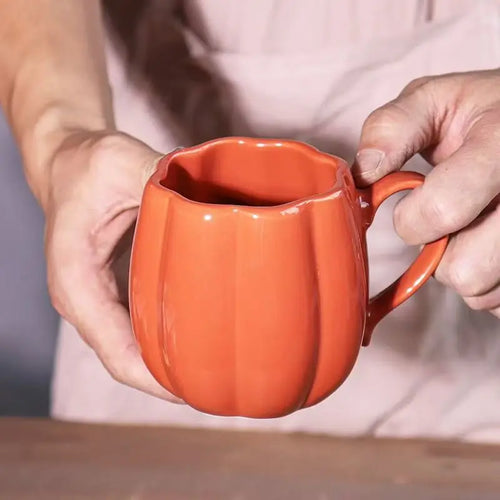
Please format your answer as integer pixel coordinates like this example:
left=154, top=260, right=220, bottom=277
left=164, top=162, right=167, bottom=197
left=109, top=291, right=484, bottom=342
left=354, top=149, right=385, bottom=176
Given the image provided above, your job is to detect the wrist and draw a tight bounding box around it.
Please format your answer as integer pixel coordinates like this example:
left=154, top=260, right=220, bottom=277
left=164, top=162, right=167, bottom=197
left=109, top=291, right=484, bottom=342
left=19, top=102, right=114, bottom=211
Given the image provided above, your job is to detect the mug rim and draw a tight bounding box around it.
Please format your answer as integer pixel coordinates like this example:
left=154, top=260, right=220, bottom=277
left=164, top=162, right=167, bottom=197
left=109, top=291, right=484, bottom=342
left=148, top=136, right=351, bottom=213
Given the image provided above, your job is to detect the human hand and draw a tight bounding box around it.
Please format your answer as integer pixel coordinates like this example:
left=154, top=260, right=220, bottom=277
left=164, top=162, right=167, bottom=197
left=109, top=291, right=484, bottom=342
left=44, top=130, right=182, bottom=400
left=354, top=70, right=500, bottom=317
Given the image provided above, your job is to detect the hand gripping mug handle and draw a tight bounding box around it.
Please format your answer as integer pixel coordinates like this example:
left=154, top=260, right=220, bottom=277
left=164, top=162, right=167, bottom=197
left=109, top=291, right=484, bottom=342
left=358, top=171, right=449, bottom=346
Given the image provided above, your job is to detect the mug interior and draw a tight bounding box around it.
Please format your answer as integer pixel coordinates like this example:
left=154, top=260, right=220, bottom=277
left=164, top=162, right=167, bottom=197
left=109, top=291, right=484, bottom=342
left=161, top=138, right=341, bottom=207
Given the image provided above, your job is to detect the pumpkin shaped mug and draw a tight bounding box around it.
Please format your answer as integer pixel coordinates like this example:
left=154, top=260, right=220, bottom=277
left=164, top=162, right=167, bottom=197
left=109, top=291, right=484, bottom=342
left=130, top=137, right=448, bottom=418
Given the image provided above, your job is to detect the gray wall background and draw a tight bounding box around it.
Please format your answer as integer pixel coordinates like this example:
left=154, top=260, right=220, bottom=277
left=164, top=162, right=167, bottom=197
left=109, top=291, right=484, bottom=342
left=0, top=111, right=59, bottom=416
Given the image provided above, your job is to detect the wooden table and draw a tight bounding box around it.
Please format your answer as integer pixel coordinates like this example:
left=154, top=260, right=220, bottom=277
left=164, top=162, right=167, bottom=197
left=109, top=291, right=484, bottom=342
left=1, top=418, right=500, bottom=499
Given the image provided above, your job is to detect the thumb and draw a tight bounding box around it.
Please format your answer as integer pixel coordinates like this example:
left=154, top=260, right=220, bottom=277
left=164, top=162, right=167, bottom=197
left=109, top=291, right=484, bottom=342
left=120, top=135, right=164, bottom=193
left=353, top=79, right=437, bottom=186
left=95, top=132, right=164, bottom=198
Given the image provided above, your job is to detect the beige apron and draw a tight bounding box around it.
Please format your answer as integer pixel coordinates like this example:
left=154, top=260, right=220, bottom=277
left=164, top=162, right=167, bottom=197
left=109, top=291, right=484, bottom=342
left=52, top=0, right=500, bottom=442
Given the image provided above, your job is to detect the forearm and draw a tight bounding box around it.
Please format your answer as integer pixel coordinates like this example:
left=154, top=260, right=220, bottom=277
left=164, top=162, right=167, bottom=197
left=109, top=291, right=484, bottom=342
left=0, top=0, right=114, bottom=207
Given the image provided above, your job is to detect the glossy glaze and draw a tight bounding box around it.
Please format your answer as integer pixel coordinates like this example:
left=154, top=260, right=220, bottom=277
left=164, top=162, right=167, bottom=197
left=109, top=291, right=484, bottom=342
left=130, top=138, right=448, bottom=418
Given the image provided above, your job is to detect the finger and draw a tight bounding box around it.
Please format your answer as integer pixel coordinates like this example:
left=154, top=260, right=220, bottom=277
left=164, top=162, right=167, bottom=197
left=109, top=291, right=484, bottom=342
left=463, top=282, right=500, bottom=313
left=85, top=306, right=182, bottom=402
left=434, top=207, right=500, bottom=297
left=394, top=136, right=500, bottom=244
left=48, top=225, right=182, bottom=403
left=86, top=132, right=163, bottom=200
left=80, top=288, right=181, bottom=403
left=353, top=79, right=437, bottom=185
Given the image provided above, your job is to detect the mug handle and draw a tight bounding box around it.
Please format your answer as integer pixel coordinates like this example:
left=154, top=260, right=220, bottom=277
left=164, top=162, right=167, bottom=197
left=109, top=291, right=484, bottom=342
left=358, top=171, right=449, bottom=346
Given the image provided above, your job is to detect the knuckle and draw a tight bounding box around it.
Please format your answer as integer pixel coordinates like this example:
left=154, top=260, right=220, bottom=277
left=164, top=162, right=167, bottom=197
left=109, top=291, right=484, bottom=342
left=103, top=355, right=128, bottom=384
left=92, top=131, right=129, bottom=153
left=364, top=104, right=400, bottom=131
left=401, top=76, right=434, bottom=96
left=46, top=253, right=68, bottom=318
left=99, top=343, right=137, bottom=386
left=463, top=295, right=488, bottom=311
left=46, top=278, right=74, bottom=322
left=87, top=132, right=130, bottom=172
left=392, top=201, right=414, bottom=243
left=420, top=195, right=463, bottom=234
left=364, top=93, right=423, bottom=140
left=445, top=259, right=479, bottom=296
left=47, top=278, right=65, bottom=316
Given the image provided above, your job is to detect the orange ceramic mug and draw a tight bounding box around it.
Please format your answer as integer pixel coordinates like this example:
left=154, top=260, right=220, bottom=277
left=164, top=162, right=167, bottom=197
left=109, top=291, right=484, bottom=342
left=130, top=137, right=448, bottom=418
